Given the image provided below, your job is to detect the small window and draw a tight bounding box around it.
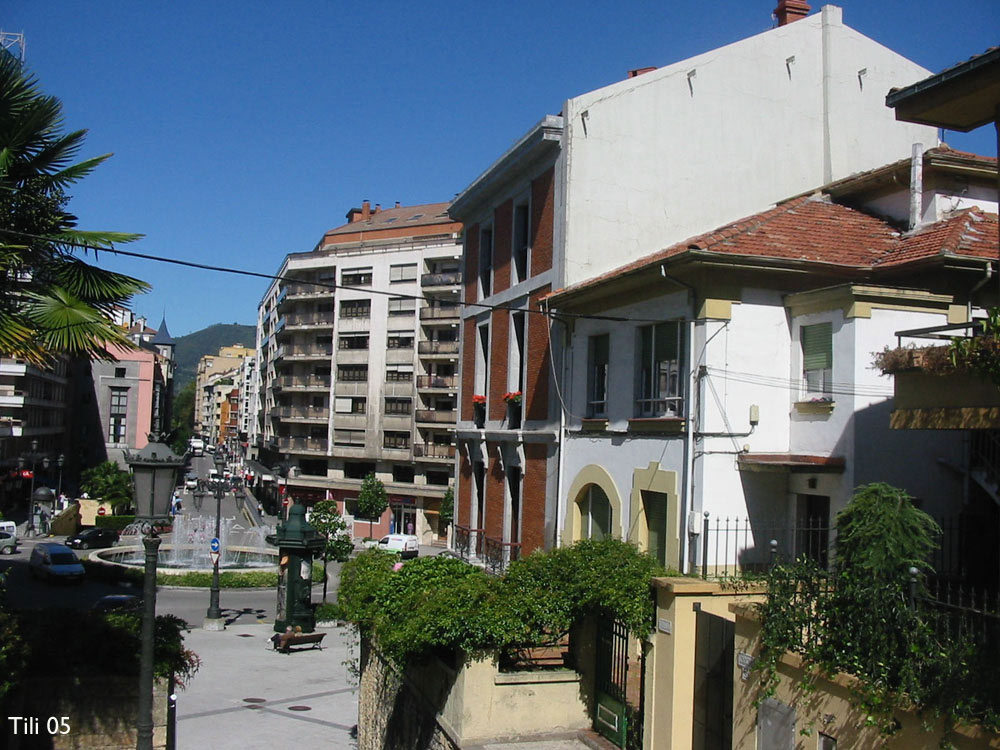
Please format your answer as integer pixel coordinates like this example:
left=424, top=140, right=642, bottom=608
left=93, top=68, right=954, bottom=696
left=513, top=201, right=530, bottom=283
left=342, top=268, right=372, bottom=286
left=588, top=334, right=610, bottom=417
left=334, top=429, right=366, bottom=447
left=386, top=333, right=414, bottom=349
left=338, top=335, right=369, bottom=350
left=334, top=397, right=366, bottom=414
left=479, top=226, right=493, bottom=298
left=385, top=397, right=412, bottom=415
left=388, top=298, right=416, bottom=316
left=114, top=367, right=126, bottom=378
left=635, top=322, right=685, bottom=417
left=392, top=465, right=415, bottom=482
left=337, top=365, right=368, bottom=382
left=383, top=431, right=411, bottom=449
left=801, top=322, right=833, bottom=399
left=389, top=264, right=418, bottom=283
left=340, top=299, right=371, bottom=318
left=385, top=365, right=413, bottom=382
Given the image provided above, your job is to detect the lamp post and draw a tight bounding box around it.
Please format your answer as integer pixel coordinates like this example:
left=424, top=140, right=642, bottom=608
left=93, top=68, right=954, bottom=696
left=204, top=453, right=227, bottom=631
left=17, top=438, right=40, bottom=536
left=126, top=437, right=184, bottom=750
left=57, top=454, right=65, bottom=498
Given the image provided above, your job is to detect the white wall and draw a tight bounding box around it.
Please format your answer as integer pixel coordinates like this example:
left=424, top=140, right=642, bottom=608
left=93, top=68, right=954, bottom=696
left=559, top=6, right=936, bottom=288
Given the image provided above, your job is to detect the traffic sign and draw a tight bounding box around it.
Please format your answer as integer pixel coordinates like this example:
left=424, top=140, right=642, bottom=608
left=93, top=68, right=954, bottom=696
left=210, top=550, right=220, bottom=566
left=97, top=507, right=106, bottom=516
left=210, top=537, right=220, bottom=553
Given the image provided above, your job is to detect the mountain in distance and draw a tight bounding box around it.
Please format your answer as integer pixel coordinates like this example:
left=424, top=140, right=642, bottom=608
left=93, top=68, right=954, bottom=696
left=173, top=323, right=256, bottom=389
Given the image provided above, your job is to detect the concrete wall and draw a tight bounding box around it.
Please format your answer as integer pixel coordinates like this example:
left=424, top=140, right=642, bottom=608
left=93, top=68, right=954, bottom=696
left=731, top=605, right=1000, bottom=749
left=558, top=6, right=936, bottom=287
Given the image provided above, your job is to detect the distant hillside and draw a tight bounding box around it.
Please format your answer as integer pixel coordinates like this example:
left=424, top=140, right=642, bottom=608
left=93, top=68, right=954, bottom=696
left=174, top=323, right=256, bottom=388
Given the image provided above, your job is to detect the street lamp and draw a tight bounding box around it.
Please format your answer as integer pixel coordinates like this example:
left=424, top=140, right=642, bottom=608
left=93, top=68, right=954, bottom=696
left=126, top=437, right=184, bottom=750
left=204, top=454, right=227, bottom=630
left=17, top=438, right=40, bottom=536
left=57, top=454, right=65, bottom=498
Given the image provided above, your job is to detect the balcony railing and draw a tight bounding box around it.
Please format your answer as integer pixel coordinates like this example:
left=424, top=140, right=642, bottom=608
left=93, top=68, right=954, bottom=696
left=285, top=281, right=333, bottom=298
left=454, top=525, right=484, bottom=560
left=274, top=375, right=331, bottom=390
left=416, top=374, right=458, bottom=389
left=413, top=443, right=456, bottom=459
left=276, top=436, right=328, bottom=453
left=414, top=409, right=456, bottom=424
left=419, top=306, right=460, bottom=321
left=272, top=406, right=330, bottom=420
left=284, top=346, right=333, bottom=359
left=421, top=271, right=462, bottom=287
left=418, top=341, right=460, bottom=355
left=285, top=312, right=334, bottom=327
left=483, top=536, right=522, bottom=575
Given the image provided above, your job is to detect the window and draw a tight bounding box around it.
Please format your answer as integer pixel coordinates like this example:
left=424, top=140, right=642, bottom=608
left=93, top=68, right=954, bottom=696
left=479, top=226, right=493, bottom=297
left=427, top=470, right=450, bottom=486
left=340, top=299, right=371, bottom=318
left=109, top=387, right=128, bottom=443
left=643, top=490, right=669, bottom=567
left=389, top=264, right=418, bottom=283
left=384, top=397, right=412, bottom=415
left=385, top=364, right=413, bottom=382
left=114, top=367, right=126, bottom=378
left=801, top=322, right=832, bottom=398
left=338, top=334, right=369, bottom=350
left=334, top=429, right=366, bottom=447
left=344, top=462, right=376, bottom=480
left=513, top=201, right=530, bottom=283
left=386, top=333, right=413, bottom=349
left=337, top=364, right=368, bottom=382
left=636, top=322, right=684, bottom=417
left=388, top=298, right=415, bottom=316
left=335, top=397, right=366, bottom=414
left=580, top=485, right=611, bottom=541
left=342, top=268, right=372, bottom=286
left=588, top=334, right=610, bottom=417
left=383, top=431, right=410, bottom=449
left=392, top=465, right=415, bottom=483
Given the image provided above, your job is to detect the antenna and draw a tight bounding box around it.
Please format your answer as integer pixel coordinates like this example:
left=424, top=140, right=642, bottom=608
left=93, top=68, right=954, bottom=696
left=0, top=32, right=26, bottom=62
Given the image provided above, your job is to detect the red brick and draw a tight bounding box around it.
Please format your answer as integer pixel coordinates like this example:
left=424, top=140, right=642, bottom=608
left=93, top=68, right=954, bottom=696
left=485, top=449, right=505, bottom=540
left=525, top=286, right=551, bottom=422
left=458, top=455, right=472, bottom=527
left=531, top=168, right=554, bottom=276
left=489, top=310, right=510, bottom=421
left=493, top=200, right=512, bottom=295
left=461, top=317, right=477, bottom=421
left=463, top=223, right=479, bottom=306
left=521, top=443, right=549, bottom=553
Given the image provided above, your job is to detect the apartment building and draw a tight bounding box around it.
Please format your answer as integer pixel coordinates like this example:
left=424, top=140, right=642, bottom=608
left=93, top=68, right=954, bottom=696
left=253, top=201, right=463, bottom=543
left=448, top=1, right=938, bottom=566
left=195, top=345, right=254, bottom=439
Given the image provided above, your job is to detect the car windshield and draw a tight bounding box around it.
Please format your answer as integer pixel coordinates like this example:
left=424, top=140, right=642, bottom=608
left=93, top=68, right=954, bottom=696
left=50, top=553, right=77, bottom=565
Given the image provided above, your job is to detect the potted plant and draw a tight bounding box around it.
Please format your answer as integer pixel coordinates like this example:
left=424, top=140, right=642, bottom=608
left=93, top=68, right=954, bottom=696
left=472, top=395, right=486, bottom=428
left=503, top=391, right=522, bottom=429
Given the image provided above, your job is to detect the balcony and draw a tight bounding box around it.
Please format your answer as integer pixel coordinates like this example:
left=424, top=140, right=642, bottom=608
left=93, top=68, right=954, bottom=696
left=283, top=345, right=333, bottom=360
left=418, top=341, right=460, bottom=356
left=285, top=281, right=334, bottom=300
left=415, top=409, right=456, bottom=424
left=274, top=375, right=331, bottom=391
left=276, top=436, right=328, bottom=454
left=272, top=405, right=330, bottom=422
left=416, top=374, right=458, bottom=390
left=285, top=312, right=334, bottom=328
left=482, top=536, right=522, bottom=575
left=413, top=443, right=456, bottom=460
left=421, top=271, right=462, bottom=287
left=454, top=525, right=484, bottom=560
left=420, top=306, right=460, bottom=322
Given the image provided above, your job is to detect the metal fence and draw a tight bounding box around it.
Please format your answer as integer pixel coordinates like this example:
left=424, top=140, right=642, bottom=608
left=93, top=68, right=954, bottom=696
left=698, top=515, right=831, bottom=579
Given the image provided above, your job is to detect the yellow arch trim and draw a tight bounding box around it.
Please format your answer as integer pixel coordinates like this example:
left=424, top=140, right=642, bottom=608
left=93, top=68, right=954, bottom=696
left=563, top=464, right=623, bottom=544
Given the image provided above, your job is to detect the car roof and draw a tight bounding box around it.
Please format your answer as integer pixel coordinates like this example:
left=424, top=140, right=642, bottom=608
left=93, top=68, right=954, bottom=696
left=38, top=542, right=73, bottom=552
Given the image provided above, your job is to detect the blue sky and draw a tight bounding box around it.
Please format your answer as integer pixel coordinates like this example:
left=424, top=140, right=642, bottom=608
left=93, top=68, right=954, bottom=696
left=3, top=1, right=998, bottom=336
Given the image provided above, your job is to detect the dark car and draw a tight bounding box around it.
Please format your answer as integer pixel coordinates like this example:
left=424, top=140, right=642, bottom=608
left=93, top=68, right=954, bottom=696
left=91, top=594, right=142, bottom=613
left=65, top=527, right=119, bottom=550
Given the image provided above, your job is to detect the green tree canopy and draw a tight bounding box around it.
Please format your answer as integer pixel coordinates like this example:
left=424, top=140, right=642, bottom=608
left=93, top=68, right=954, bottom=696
left=0, top=54, right=148, bottom=364
left=356, top=473, right=387, bottom=538
left=79, top=461, right=133, bottom=514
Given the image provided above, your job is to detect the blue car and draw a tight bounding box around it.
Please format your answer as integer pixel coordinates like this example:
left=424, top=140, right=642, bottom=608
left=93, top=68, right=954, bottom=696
left=29, top=543, right=85, bottom=583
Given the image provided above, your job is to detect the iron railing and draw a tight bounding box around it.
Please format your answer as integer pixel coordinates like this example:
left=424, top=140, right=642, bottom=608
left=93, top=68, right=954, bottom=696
left=413, top=443, right=456, bottom=459
left=454, top=525, right=484, bottom=561
left=421, top=271, right=462, bottom=287
left=699, top=514, right=831, bottom=578
left=482, top=536, right=522, bottom=574
left=418, top=340, right=460, bottom=355
left=416, top=374, right=457, bottom=389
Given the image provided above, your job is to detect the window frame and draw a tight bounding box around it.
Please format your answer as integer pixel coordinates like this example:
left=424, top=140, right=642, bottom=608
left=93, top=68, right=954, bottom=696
left=635, top=321, right=685, bottom=418
left=801, top=322, right=833, bottom=399
left=587, top=333, right=610, bottom=418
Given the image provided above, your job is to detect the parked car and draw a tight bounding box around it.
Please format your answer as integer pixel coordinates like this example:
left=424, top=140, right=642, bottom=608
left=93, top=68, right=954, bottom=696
left=374, top=534, right=419, bottom=559
left=184, top=475, right=199, bottom=491
left=0, top=530, right=17, bottom=555
left=91, top=594, right=142, bottom=613
left=29, top=543, right=85, bottom=583
left=65, top=527, right=119, bottom=550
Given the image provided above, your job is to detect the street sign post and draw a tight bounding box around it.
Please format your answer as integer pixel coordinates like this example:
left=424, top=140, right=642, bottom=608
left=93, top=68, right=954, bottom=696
left=210, top=537, right=220, bottom=553
left=210, top=550, right=220, bottom=566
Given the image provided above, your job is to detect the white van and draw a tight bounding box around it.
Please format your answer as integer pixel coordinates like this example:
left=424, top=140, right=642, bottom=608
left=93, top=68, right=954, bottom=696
left=0, top=521, right=17, bottom=538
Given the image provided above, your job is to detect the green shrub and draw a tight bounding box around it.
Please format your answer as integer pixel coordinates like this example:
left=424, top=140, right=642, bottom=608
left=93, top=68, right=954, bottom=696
left=314, top=602, right=341, bottom=622
left=94, top=515, right=136, bottom=531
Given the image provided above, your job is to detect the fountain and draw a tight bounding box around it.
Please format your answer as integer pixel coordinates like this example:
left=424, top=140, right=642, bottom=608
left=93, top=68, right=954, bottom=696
left=97, top=513, right=279, bottom=574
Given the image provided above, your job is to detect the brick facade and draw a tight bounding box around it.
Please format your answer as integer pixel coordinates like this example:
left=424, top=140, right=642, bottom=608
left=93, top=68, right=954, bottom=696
left=521, top=442, right=549, bottom=554
left=492, top=199, right=512, bottom=295
left=488, top=309, right=510, bottom=421
left=530, top=167, right=554, bottom=276
left=457, top=456, right=472, bottom=527
left=461, top=317, right=476, bottom=421
left=525, top=285, right=552, bottom=423
left=463, top=223, right=479, bottom=306
left=485, top=454, right=505, bottom=540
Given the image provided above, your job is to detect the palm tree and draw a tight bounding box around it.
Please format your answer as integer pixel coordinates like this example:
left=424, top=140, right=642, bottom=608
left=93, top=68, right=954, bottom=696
left=0, top=52, right=149, bottom=364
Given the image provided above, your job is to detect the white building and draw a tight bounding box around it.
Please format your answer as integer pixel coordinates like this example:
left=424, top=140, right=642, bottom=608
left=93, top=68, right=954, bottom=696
left=545, top=148, right=998, bottom=572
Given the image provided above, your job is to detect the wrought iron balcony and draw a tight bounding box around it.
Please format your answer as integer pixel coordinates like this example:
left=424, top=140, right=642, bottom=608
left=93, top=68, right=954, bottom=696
left=418, top=341, right=460, bottom=355
left=416, top=374, right=458, bottom=389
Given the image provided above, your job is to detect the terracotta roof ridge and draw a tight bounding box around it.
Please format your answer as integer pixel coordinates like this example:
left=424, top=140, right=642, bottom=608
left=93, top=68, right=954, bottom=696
left=689, top=194, right=820, bottom=253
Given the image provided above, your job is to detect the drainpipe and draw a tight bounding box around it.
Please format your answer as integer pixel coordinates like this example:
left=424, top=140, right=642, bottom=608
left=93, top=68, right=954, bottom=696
left=547, top=299, right=567, bottom=550
left=909, top=143, right=923, bottom=230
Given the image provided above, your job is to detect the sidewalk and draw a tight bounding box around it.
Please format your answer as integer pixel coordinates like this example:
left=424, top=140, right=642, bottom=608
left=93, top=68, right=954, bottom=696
left=176, top=622, right=358, bottom=748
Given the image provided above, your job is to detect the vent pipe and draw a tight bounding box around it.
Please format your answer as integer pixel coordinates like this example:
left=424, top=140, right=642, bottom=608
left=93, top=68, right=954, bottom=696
left=909, top=143, right=923, bottom=230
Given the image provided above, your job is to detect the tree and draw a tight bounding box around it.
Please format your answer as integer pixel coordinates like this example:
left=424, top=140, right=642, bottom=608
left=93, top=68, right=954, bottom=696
left=439, top=485, right=454, bottom=528
left=310, top=499, right=354, bottom=603
left=169, top=380, right=197, bottom=455
left=356, top=473, right=387, bottom=539
left=79, top=461, right=133, bottom=514
left=0, top=54, right=148, bottom=364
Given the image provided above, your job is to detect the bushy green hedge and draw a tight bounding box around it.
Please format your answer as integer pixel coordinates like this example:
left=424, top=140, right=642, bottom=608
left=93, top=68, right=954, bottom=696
left=94, top=515, right=136, bottom=531
left=338, top=538, right=666, bottom=666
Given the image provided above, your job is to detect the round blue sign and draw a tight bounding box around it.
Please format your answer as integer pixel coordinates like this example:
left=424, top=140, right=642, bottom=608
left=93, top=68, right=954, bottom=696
left=210, top=537, right=220, bottom=553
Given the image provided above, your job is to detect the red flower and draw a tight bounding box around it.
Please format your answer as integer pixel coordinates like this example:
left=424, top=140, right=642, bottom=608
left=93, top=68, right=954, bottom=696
left=502, top=391, right=522, bottom=404
left=472, top=394, right=487, bottom=405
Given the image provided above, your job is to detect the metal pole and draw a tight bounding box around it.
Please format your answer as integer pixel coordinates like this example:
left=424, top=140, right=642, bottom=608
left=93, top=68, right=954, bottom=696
left=136, top=533, right=161, bottom=750
left=28, top=453, right=36, bottom=536
left=206, top=484, right=222, bottom=621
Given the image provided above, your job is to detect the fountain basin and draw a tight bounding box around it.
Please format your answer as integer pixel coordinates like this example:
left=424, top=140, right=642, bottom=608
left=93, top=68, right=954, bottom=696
left=93, top=545, right=279, bottom=574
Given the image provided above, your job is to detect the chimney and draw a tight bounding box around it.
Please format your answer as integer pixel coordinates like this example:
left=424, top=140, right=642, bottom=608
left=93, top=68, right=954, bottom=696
left=774, top=0, right=810, bottom=25
left=361, top=199, right=371, bottom=221
left=374, top=203, right=381, bottom=215
left=627, top=66, right=657, bottom=79
left=395, top=201, right=401, bottom=208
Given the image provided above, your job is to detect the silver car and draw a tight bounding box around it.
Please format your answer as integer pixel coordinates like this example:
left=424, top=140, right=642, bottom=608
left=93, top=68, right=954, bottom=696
left=0, top=530, right=17, bottom=555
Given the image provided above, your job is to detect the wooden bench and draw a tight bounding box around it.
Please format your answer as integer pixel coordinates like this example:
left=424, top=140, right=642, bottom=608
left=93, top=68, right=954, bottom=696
left=273, top=631, right=326, bottom=653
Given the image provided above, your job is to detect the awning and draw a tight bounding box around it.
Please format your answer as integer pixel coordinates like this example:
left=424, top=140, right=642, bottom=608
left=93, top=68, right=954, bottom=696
left=737, top=453, right=845, bottom=473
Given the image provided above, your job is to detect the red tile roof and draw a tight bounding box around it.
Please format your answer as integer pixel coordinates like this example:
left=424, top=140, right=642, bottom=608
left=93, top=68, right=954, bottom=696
left=547, top=197, right=998, bottom=303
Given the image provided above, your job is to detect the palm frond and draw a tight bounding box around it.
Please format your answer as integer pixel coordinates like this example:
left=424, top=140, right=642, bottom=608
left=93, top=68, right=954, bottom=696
left=22, top=287, right=137, bottom=360
left=0, top=308, right=49, bottom=365
left=44, top=257, right=150, bottom=303
left=53, top=229, right=144, bottom=251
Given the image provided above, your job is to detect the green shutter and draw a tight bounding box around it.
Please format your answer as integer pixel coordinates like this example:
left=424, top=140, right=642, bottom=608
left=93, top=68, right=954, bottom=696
left=801, top=323, right=832, bottom=370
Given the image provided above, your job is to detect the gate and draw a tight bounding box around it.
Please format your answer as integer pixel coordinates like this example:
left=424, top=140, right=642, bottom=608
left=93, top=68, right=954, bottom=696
left=692, top=610, right=735, bottom=749
left=595, top=615, right=632, bottom=747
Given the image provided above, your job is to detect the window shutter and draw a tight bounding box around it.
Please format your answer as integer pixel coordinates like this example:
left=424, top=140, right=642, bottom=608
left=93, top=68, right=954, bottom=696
left=801, top=323, right=832, bottom=370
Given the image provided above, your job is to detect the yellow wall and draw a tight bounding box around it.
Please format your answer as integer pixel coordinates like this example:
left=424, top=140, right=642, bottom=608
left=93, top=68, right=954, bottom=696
left=731, top=605, right=1000, bottom=749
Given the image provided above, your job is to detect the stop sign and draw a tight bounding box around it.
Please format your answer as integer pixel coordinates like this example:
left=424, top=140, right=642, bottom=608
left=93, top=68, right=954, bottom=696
left=97, top=507, right=106, bottom=516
